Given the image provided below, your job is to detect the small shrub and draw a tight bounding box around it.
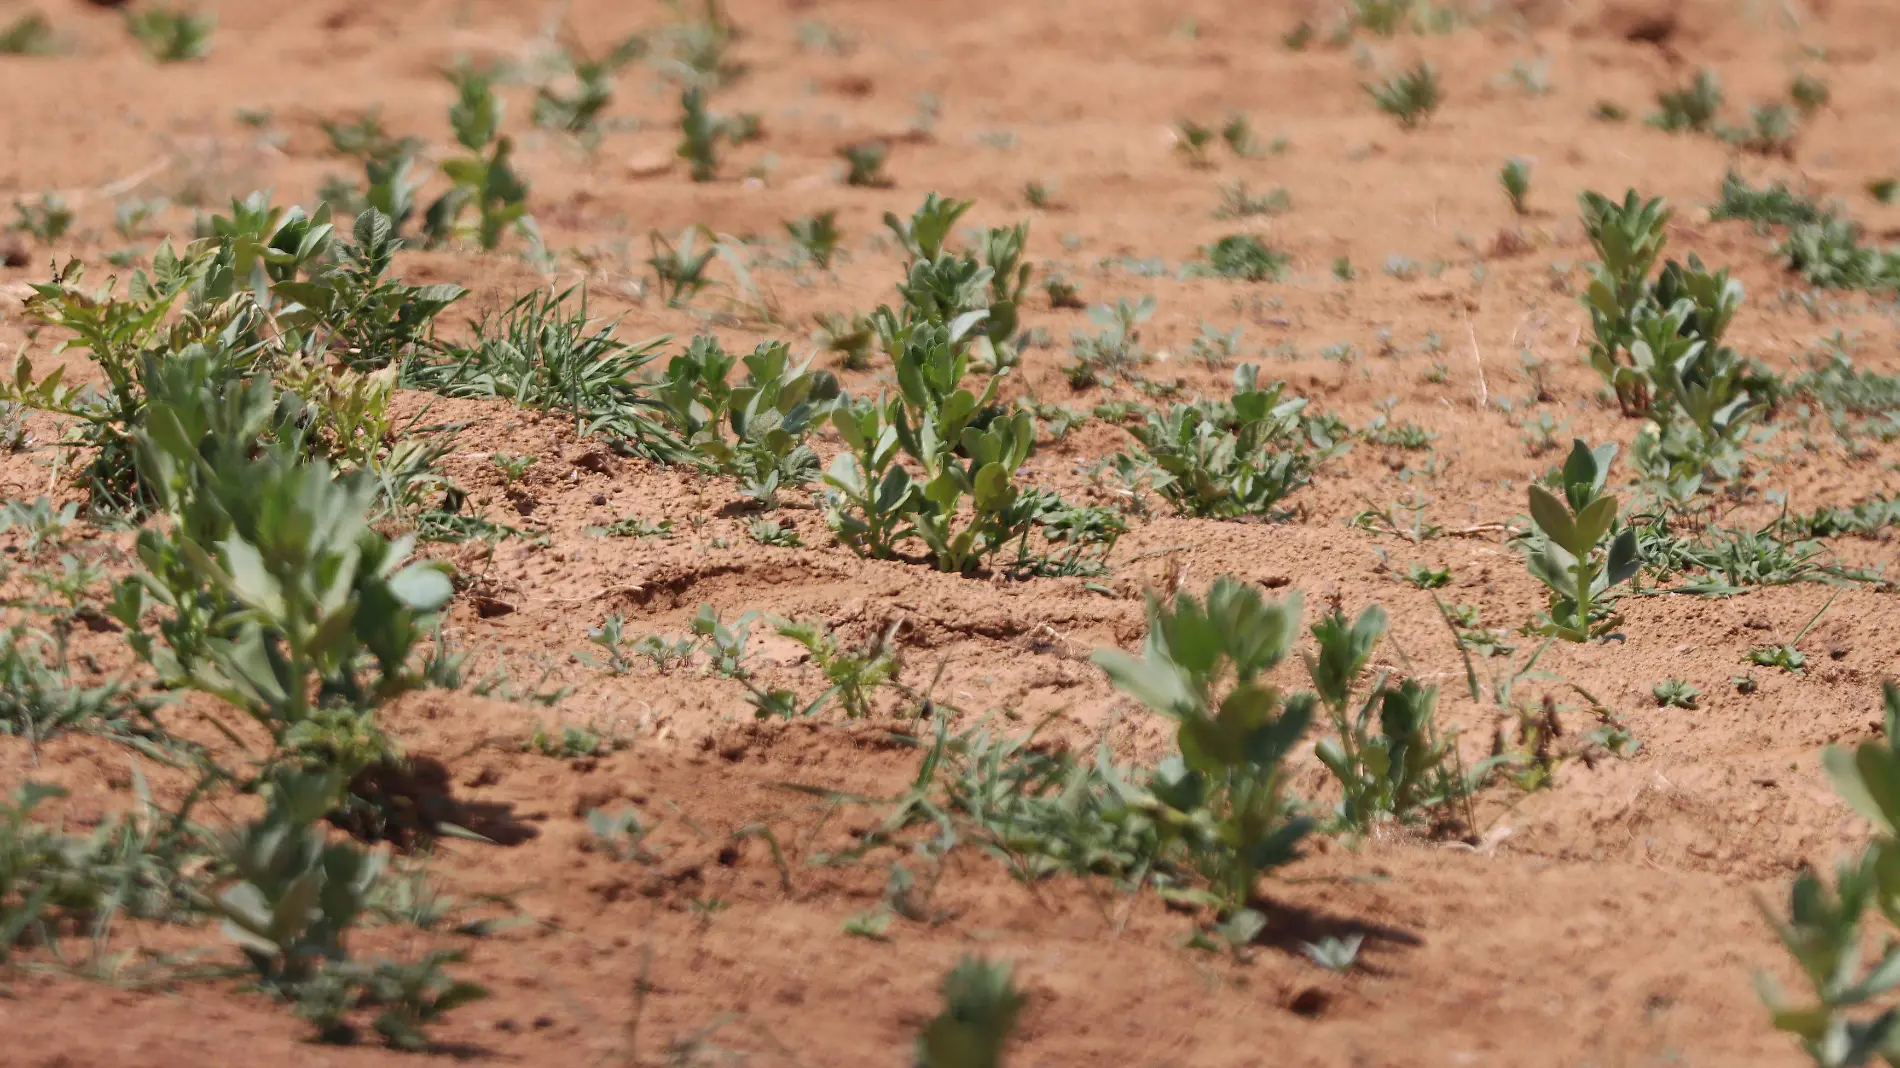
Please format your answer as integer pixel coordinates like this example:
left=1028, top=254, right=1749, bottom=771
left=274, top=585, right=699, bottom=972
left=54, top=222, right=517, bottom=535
left=1365, top=62, right=1440, bottom=129
left=1200, top=235, right=1290, bottom=282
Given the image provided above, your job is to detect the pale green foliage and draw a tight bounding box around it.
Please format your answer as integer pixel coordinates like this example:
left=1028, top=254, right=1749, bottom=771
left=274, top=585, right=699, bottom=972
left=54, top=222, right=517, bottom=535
left=916, top=956, right=1026, bottom=1068
left=1758, top=682, right=1900, bottom=1066
left=110, top=377, right=454, bottom=788
left=1523, top=440, right=1640, bottom=641
left=423, top=66, right=534, bottom=250
left=656, top=337, right=841, bottom=506
left=1116, top=364, right=1336, bottom=519
left=771, top=617, right=900, bottom=719
left=1306, top=604, right=1453, bottom=830
left=126, top=5, right=213, bottom=62
left=1093, top=578, right=1314, bottom=918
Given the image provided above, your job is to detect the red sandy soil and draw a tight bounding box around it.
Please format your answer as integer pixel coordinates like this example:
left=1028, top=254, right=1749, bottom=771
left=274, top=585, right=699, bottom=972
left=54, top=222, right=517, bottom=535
left=1, top=0, right=1898, bottom=1065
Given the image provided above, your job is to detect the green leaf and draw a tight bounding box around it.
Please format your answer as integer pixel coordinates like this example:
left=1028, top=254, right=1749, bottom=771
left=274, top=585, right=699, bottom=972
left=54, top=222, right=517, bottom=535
left=1527, top=484, right=1580, bottom=554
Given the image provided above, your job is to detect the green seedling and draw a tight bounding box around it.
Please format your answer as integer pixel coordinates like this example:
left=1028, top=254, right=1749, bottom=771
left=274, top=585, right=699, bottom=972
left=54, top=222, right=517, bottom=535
left=0, top=12, right=62, bottom=55
left=1117, top=365, right=1331, bottom=519
left=1199, top=234, right=1290, bottom=282
left=1653, top=679, right=1701, bottom=708
left=488, top=452, right=535, bottom=486
left=1402, top=562, right=1450, bottom=589
left=915, top=956, right=1025, bottom=1068
left=1304, top=934, right=1364, bottom=973
left=1173, top=120, right=1218, bottom=168
left=786, top=211, right=841, bottom=270
left=424, top=65, right=533, bottom=250
left=11, top=192, right=73, bottom=245
left=1649, top=69, right=1722, bottom=133
left=1365, top=62, right=1440, bottom=129
left=589, top=516, right=673, bottom=539
left=1790, top=73, right=1829, bottom=117
left=125, top=5, right=213, bottom=63
left=677, top=86, right=723, bottom=181
left=746, top=517, right=800, bottom=547
left=585, top=806, right=657, bottom=863
left=1711, top=170, right=1824, bottom=230
left=1501, top=158, right=1532, bottom=215
left=1093, top=577, right=1315, bottom=920
left=321, top=108, right=422, bottom=165
left=1307, top=602, right=1456, bottom=831
left=1757, top=683, right=1900, bottom=1064
left=840, top=141, right=891, bottom=188
left=532, top=34, right=646, bottom=148
left=401, top=284, right=680, bottom=459
left=1523, top=440, right=1640, bottom=641
left=771, top=617, right=900, bottom=719
left=585, top=614, right=636, bottom=675
left=646, top=225, right=718, bottom=306
left=1212, top=181, right=1290, bottom=220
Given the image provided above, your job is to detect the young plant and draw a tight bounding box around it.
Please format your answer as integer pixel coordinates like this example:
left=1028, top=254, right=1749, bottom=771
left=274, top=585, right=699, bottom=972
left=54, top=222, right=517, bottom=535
left=786, top=211, right=841, bottom=270
left=771, top=617, right=900, bottom=719
left=401, top=285, right=681, bottom=459
left=1093, top=578, right=1315, bottom=922
left=1653, top=679, right=1701, bottom=708
left=125, top=5, right=213, bottom=62
left=1401, top=562, right=1450, bottom=589
left=840, top=141, right=891, bottom=188
left=11, top=192, right=73, bottom=244
left=1173, top=120, right=1218, bottom=168
left=0, top=12, right=62, bottom=55
left=657, top=337, right=842, bottom=507
left=1199, top=235, right=1290, bottom=282
left=1649, top=69, right=1722, bottom=134
left=915, top=957, right=1026, bottom=1068
left=1523, top=440, right=1640, bottom=641
left=1306, top=603, right=1455, bottom=832
left=532, top=34, right=646, bottom=149
left=1757, top=682, right=1900, bottom=1064
left=1118, top=365, right=1329, bottom=519
left=1501, top=158, right=1532, bottom=215
left=1365, top=62, right=1440, bottom=129
left=677, top=86, right=723, bottom=182
left=424, top=65, right=533, bottom=251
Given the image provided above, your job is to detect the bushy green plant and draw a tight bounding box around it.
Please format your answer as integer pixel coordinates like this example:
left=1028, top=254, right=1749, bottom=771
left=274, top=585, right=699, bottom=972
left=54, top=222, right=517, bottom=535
left=212, top=771, right=485, bottom=1047
left=1305, top=603, right=1452, bottom=831
left=1199, top=235, right=1289, bottom=282
left=657, top=337, right=841, bottom=506
left=1093, top=578, right=1315, bottom=922
left=916, top=956, right=1026, bottom=1068
left=274, top=209, right=467, bottom=370
left=111, top=382, right=454, bottom=791
left=1649, top=69, right=1722, bottom=133
left=1522, top=440, right=1640, bottom=641
left=1757, top=682, right=1900, bottom=1066
left=1116, top=365, right=1331, bottom=519
left=1365, top=62, right=1440, bottom=129
left=402, top=285, right=681, bottom=460
left=125, top=5, right=213, bottom=62
left=1781, top=217, right=1900, bottom=291
left=1579, top=189, right=1766, bottom=490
